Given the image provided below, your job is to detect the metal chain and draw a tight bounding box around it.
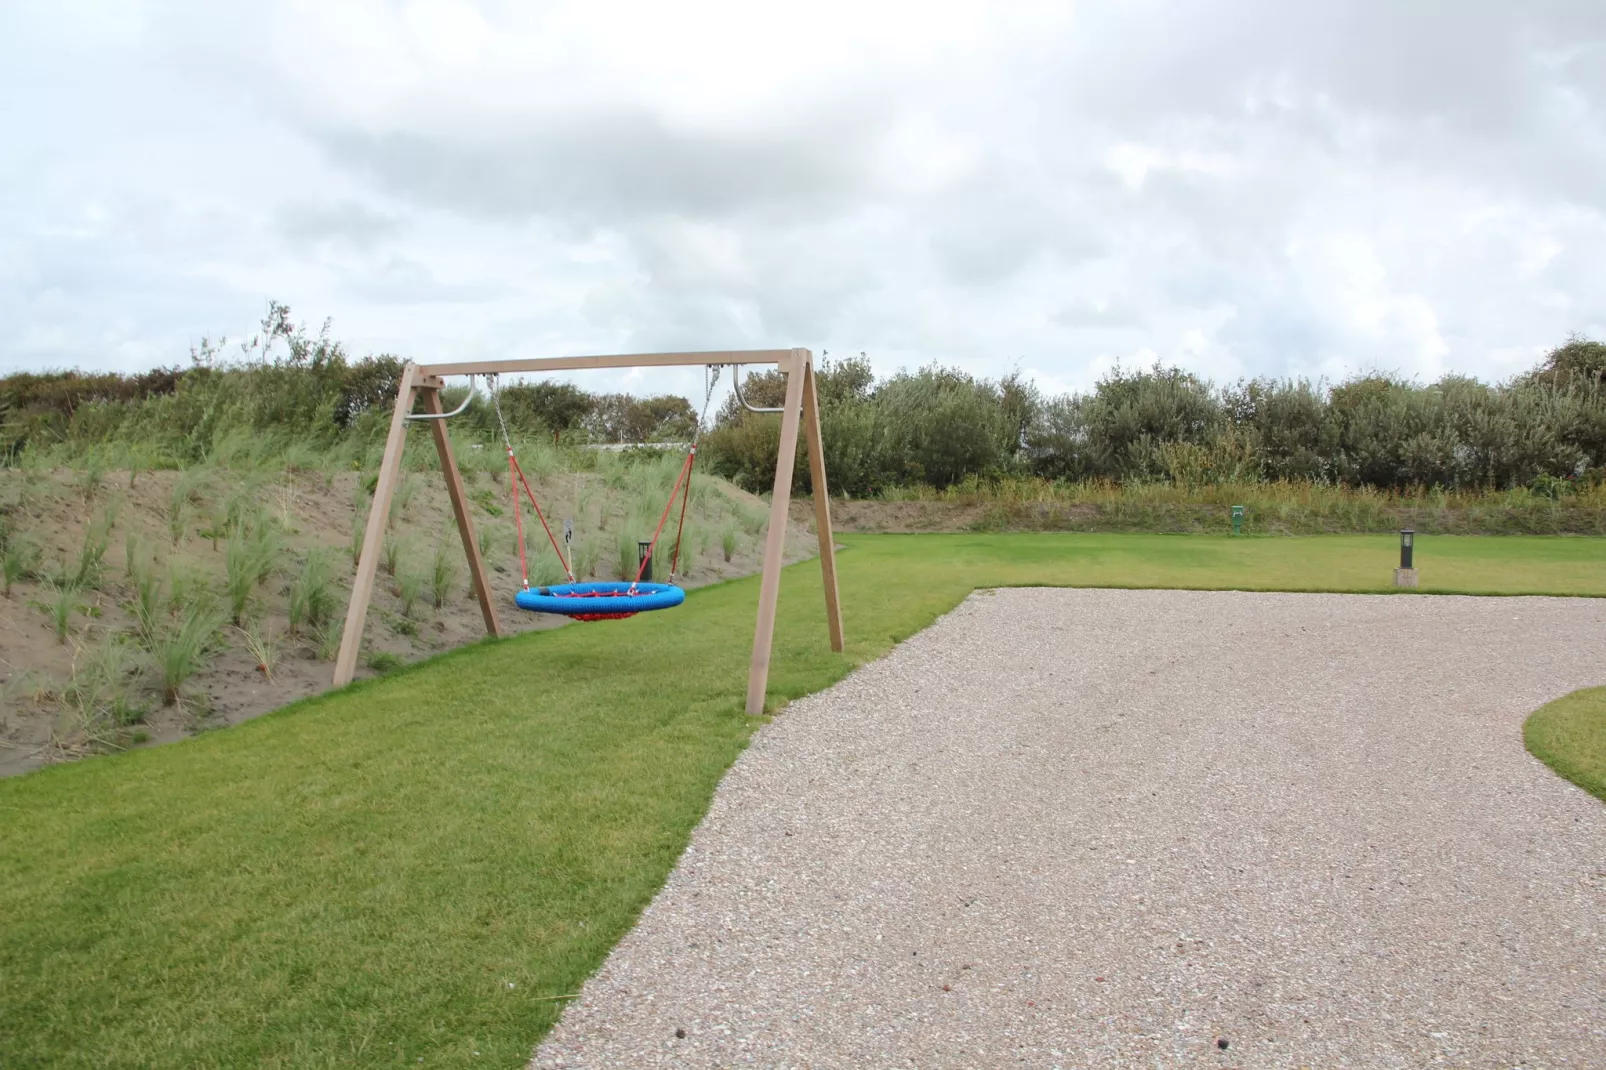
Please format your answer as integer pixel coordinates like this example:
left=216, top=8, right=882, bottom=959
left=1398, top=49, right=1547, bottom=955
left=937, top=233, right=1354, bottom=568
left=489, top=373, right=515, bottom=454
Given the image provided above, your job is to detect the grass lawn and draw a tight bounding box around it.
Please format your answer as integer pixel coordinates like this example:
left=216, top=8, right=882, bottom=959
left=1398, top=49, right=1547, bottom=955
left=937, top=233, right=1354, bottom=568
left=3, top=532, right=1603, bottom=1067
left=1525, top=687, right=1606, bottom=802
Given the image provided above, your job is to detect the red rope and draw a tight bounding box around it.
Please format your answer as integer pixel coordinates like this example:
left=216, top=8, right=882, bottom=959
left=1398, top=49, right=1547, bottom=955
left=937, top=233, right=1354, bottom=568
left=507, top=449, right=529, bottom=589
left=668, top=446, right=696, bottom=579
left=507, top=447, right=573, bottom=586
left=631, top=450, right=696, bottom=592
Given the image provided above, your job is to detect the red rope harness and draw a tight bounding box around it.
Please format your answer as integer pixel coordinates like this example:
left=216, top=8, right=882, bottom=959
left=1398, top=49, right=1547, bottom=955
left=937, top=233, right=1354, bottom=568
left=668, top=446, right=696, bottom=579
left=506, top=442, right=695, bottom=601
left=493, top=363, right=720, bottom=612
left=507, top=448, right=573, bottom=588
left=630, top=449, right=696, bottom=591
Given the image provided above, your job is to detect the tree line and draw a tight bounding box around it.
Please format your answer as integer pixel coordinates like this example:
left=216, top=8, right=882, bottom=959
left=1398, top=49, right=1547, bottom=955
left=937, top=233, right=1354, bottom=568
left=700, top=338, right=1606, bottom=497
left=3, top=303, right=1602, bottom=497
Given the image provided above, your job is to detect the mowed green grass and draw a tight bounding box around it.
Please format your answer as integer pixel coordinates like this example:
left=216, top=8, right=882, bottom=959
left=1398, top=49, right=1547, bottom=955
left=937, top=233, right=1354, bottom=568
left=1525, top=687, right=1606, bottom=802
left=2, top=533, right=1603, bottom=1067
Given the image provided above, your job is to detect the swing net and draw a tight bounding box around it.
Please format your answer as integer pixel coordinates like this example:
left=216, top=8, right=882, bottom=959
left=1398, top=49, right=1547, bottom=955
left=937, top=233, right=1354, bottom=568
left=495, top=370, right=715, bottom=621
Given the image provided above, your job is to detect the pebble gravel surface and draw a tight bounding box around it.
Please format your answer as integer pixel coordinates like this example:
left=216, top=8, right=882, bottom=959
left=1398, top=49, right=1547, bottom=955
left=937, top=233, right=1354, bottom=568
left=533, top=589, right=1606, bottom=1069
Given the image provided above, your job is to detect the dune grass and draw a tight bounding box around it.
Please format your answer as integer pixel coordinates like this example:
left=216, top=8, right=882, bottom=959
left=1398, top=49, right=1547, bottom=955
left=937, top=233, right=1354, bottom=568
left=1, top=532, right=1603, bottom=1067
left=1525, top=687, right=1606, bottom=802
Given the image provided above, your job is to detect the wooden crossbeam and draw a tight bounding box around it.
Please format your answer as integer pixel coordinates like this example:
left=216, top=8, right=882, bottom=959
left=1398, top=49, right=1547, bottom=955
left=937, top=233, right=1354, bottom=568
left=416, top=350, right=791, bottom=379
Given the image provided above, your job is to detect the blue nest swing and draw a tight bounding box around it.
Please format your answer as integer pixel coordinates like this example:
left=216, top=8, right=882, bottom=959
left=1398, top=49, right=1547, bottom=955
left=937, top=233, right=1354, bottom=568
left=515, top=581, right=685, bottom=619
left=503, top=434, right=697, bottom=621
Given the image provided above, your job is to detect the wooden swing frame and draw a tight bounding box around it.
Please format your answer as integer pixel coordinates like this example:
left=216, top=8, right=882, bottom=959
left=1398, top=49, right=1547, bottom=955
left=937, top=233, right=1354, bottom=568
left=332, top=348, right=844, bottom=715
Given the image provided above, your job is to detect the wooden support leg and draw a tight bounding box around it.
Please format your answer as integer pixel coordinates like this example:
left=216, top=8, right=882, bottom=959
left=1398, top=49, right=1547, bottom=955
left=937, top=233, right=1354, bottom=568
left=333, top=363, right=419, bottom=687
left=423, top=388, right=503, bottom=639
left=745, top=350, right=808, bottom=715
left=800, top=355, right=844, bottom=652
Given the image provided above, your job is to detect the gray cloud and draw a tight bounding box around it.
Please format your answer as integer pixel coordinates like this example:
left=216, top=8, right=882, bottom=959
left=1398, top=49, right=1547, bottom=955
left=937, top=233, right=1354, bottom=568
left=318, top=98, right=891, bottom=224
left=277, top=200, right=402, bottom=250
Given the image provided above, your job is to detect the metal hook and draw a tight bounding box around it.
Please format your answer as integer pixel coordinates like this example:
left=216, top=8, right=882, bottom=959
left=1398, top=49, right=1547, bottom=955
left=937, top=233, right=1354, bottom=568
left=730, top=365, right=783, bottom=414
left=405, top=374, right=478, bottom=421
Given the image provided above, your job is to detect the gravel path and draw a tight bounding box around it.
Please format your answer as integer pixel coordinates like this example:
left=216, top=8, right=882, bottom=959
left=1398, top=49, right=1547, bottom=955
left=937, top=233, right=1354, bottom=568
left=533, top=590, right=1606, bottom=1069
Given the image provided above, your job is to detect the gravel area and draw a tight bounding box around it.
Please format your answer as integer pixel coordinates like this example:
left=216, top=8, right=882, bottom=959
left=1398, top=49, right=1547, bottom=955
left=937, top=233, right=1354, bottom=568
left=533, top=589, right=1606, bottom=1069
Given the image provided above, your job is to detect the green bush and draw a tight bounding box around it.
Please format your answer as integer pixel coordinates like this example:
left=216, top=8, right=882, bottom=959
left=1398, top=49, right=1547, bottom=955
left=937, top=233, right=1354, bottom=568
left=5, top=310, right=1604, bottom=499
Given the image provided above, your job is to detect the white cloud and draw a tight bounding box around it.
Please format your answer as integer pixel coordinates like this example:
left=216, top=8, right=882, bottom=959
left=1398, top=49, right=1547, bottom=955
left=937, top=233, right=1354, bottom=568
left=1, top=0, right=1603, bottom=400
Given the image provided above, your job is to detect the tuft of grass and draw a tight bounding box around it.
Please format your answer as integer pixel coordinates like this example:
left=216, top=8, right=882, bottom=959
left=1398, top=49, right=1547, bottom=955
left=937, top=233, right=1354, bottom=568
left=287, top=550, right=339, bottom=638
left=1525, top=686, right=1606, bottom=802
left=70, top=513, right=112, bottom=591
left=40, top=582, right=83, bottom=644
left=200, top=497, right=231, bottom=552
left=76, top=454, right=105, bottom=501
left=388, top=474, right=416, bottom=528
left=224, top=476, right=266, bottom=534
left=366, top=650, right=404, bottom=675
left=529, top=551, right=568, bottom=588
left=382, top=532, right=404, bottom=578
left=238, top=619, right=283, bottom=682
left=575, top=536, right=600, bottom=579
left=349, top=514, right=366, bottom=570
left=430, top=542, right=457, bottom=609
left=123, top=532, right=142, bottom=583
left=56, top=636, right=146, bottom=752
left=169, top=468, right=208, bottom=545
left=128, top=553, right=163, bottom=639
left=3, top=532, right=40, bottom=596
left=144, top=600, right=225, bottom=706
left=311, top=621, right=342, bottom=662
left=166, top=559, right=210, bottom=618
left=721, top=525, right=738, bottom=563
left=224, top=526, right=281, bottom=625
left=396, top=570, right=425, bottom=619
left=616, top=528, right=640, bottom=581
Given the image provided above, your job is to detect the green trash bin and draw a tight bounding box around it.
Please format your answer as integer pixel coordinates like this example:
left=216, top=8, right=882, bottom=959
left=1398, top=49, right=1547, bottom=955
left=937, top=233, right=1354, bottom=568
left=1231, top=505, right=1245, bottom=536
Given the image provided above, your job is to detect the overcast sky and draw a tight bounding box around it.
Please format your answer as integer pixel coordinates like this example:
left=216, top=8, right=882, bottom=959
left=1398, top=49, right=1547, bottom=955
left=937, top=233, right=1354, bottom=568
left=3, top=1, right=1604, bottom=403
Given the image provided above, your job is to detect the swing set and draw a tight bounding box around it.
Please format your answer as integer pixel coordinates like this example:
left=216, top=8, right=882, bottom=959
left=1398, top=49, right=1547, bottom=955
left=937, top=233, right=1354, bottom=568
left=332, top=349, right=844, bottom=716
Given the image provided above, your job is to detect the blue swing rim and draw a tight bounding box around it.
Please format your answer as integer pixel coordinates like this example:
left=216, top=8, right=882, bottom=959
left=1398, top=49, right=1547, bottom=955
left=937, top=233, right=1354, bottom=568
left=514, top=581, right=686, bottom=616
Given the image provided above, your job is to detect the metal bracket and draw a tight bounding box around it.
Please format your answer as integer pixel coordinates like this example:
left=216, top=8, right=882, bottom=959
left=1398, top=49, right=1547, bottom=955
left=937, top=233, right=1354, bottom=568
left=405, top=374, right=478, bottom=421
left=730, top=365, right=783, bottom=414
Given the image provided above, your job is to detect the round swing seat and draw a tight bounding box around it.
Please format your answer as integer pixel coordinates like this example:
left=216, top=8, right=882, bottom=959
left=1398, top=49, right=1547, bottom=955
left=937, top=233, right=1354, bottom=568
left=515, top=581, right=685, bottom=621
